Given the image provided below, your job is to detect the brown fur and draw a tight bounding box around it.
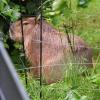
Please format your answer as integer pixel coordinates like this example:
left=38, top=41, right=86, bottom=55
left=9, top=17, right=93, bottom=84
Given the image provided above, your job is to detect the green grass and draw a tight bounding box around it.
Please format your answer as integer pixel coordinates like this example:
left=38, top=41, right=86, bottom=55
left=19, top=64, right=100, bottom=100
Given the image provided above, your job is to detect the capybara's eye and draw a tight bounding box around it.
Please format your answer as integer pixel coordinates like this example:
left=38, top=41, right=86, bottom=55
left=23, top=21, right=29, bottom=25
left=23, top=23, right=29, bottom=25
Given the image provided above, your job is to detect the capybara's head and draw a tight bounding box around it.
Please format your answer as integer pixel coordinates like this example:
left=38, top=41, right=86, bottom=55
left=9, top=17, right=36, bottom=42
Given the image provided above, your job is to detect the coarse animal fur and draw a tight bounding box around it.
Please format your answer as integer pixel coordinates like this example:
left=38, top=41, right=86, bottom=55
left=9, top=17, right=93, bottom=84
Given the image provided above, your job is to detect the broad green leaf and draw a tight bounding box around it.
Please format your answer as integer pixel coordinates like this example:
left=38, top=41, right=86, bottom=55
left=0, top=2, right=5, bottom=11
left=80, top=96, right=88, bottom=100
left=45, top=11, right=60, bottom=16
left=52, top=0, right=66, bottom=11
left=1, top=0, right=8, bottom=4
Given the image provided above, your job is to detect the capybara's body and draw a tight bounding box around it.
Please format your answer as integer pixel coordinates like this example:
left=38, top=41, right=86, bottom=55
left=9, top=17, right=93, bottom=84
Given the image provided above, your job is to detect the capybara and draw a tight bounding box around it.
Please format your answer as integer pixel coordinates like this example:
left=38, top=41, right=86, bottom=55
left=9, top=17, right=93, bottom=84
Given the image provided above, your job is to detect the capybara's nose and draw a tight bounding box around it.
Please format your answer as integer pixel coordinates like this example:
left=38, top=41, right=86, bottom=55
left=10, top=23, right=14, bottom=30
left=9, top=25, right=14, bottom=34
